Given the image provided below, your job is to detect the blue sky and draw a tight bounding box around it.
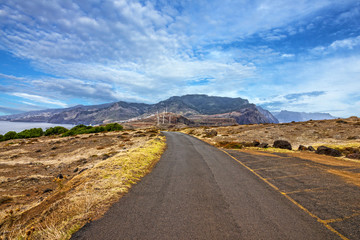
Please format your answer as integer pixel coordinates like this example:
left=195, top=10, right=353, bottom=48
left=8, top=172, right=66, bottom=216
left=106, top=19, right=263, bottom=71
left=0, top=0, right=360, bottom=117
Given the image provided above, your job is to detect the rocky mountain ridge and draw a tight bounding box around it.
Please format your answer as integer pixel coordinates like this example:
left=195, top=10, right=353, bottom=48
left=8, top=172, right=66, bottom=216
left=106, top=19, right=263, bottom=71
left=272, top=110, right=336, bottom=123
left=0, top=95, right=277, bottom=125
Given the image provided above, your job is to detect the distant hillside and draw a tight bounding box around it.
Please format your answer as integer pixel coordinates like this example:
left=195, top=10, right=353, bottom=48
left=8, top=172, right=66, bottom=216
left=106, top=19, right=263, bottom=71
left=272, top=110, right=336, bottom=123
left=0, top=94, right=278, bottom=125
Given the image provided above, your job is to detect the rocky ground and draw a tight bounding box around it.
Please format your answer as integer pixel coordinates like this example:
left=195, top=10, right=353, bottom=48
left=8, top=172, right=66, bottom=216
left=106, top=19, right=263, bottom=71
left=0, top=128, right=160, bottom=238
left=183, top=116, right=360, bottom=160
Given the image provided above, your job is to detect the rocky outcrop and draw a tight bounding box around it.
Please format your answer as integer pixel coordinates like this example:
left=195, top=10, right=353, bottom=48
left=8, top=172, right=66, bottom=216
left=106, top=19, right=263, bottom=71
left=315, top=146, right=342, bottom=157
left=273, top=140, right=292, bottom=150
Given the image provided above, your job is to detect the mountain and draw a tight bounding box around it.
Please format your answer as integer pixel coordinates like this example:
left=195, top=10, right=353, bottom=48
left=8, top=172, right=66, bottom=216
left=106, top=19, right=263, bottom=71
left=272, top=110, right=336, bottom=123
left=0, top=94, right=278, bottom=125
left=256, top=106, right=279, bottom=124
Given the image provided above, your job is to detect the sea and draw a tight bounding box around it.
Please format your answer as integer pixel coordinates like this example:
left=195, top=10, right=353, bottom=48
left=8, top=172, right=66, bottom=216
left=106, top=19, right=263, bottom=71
left=0, top=121, right=75, bottom=135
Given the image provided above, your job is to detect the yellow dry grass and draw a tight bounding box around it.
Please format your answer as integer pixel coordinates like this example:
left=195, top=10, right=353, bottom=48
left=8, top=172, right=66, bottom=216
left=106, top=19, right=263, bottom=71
left=0, top=136, right=166, bottom=240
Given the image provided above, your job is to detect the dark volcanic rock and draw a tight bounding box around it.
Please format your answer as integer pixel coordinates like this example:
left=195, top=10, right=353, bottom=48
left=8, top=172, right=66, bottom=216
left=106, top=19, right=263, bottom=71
left=252, top=140, right=260, bottom=147
left=43, top=188, right=53, bottom=193
left=308, top=146, right=315, bottom=151
left=315, top=146, right=342, bottom=157
left=273, top=140, right=292, bottom=150
left=298, top=145, right=308, bottom=151
left=204, top=129, right=218, bottom=138
left=346, top=153, right=360, bottom=159
left=258, top=143, right=269, bottom=148
left=56, top=173, right=64, bottom=179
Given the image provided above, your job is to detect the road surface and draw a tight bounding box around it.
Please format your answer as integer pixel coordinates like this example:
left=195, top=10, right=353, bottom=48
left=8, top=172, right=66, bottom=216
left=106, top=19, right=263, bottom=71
left=72, top=132, right=348, bottom=239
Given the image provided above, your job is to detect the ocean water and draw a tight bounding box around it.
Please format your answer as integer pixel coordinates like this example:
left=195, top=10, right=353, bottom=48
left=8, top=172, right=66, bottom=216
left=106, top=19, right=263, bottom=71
left=0, top=121, right=75, bottom=135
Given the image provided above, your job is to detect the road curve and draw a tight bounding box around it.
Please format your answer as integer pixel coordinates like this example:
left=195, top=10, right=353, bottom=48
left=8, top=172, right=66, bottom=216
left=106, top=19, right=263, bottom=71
left=72, top=132, right=339, bottom=240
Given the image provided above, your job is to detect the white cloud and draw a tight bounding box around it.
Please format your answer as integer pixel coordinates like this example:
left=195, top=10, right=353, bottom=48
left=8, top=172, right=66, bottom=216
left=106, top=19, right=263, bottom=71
left=11, top=92, right=68, bottom=108
left=0, top=0, right=359, bottom=115
left=330, top=36, right=360, bottom=50
left=0, top=73, right=25, bottom=80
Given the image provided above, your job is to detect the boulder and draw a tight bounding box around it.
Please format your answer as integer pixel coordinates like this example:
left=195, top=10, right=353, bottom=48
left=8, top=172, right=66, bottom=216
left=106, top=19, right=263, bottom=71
left=258, top=143, right=269, bottom=148
left=308, top=146, right=315, bottom=151
left=56, top=173, right=64, bottom=179
left=315, top=146, right=342, bottom=157
left=346, top=153, right=360, bottom=159
left=273, top=140, right=292, bottom=150
left=252, top=140, right=260, bottom=147
left=298, top=145, right=307, bottom=151
left=204, top=129, right=218, bottom=138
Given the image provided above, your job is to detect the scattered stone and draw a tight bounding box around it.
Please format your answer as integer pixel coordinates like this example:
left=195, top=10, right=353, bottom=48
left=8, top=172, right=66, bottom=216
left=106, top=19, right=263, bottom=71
left=308, top=146, right=315, bottom=151
left=51, top=146, right=58, bottom=150
left=43, top=188, right=53, bottom=194
left=56, top=173, right=64, bottom=179
left=346, top=153, right=360, bottom=159
left=298, top=145, right=308, bottom=151
left=35, top=149, right=41, bottom=153
left=78, top=168, right=88, bottom=174
left=204, top=129, right=218, bottom=138
left=273, top=140, right=292, bottom=150
left=258, top=143, right=269, bottom=148
left=252, top=140, right=260, bottom=147
left=336, top=120, right=348, bottom=124
left=133, top=133, right=146, bottom=137
left=315, top=146, right=342, bottom=157
left=73, top=167, right=79, bottom=173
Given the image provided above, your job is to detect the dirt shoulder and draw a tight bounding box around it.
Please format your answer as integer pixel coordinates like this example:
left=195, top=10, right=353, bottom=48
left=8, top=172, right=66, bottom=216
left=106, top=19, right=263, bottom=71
left=0, top=129, right=166, bottom=239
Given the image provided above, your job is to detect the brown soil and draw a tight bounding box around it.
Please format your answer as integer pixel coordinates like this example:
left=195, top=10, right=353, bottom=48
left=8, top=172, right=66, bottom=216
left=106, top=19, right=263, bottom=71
left=184, top=117, right=360, bottom=151
left=0, top=129, right=158, bottom=228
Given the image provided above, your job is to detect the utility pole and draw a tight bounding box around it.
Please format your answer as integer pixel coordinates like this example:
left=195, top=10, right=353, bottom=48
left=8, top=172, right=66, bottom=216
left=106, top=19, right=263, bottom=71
left=162, top=108, right=165, bottom=124
left=157, top=111, right=159, bottom=125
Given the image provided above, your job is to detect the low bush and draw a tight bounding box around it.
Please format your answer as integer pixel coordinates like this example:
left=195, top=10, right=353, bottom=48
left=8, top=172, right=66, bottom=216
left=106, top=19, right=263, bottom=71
left=45, top=126, right=69, bottom=136
left=62, top=123, right=123, bottom=137
left=3, top=131, right=17, bottom=141
left=17, top=128, right=43, bottom=139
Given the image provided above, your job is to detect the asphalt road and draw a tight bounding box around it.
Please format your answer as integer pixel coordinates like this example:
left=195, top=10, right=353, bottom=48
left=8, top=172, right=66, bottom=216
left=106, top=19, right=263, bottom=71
left=72, top=132, right=344, bottom=240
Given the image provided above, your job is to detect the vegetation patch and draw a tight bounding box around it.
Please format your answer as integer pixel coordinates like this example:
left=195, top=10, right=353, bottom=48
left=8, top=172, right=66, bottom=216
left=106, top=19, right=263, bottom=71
left=0, top=123, right=124, bottom=142
left=0, top=136, right=166, bottom=240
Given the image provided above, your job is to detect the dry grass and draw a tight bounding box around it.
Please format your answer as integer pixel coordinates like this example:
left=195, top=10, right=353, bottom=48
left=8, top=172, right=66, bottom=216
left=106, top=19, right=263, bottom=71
left=0, top=136, right=166, bottom=240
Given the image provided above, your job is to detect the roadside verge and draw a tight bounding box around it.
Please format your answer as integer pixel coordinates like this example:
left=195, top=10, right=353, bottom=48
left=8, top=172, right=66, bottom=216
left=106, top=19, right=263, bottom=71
left=0, top=136, right=166, bottom=240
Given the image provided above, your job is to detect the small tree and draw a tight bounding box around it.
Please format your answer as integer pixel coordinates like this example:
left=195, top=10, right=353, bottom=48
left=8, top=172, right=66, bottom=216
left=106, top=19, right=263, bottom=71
left=4, top=131, right=17, bottom=141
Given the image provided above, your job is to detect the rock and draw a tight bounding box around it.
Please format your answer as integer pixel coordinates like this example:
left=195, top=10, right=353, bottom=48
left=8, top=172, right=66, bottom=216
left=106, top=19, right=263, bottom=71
left=73, top=167, right=79, bottom=172
left=204, top=129, right=218, bottom=138
left=298, top=145, right=308, bottom=151
left=258, top=143, right=269, bottom=148
left=56, top=173, right=64, bottom=179
left=51, top=146, right=58, bottom=150
left=43, top=188, right=53, bottom=194
left=35, top=149, right=41, bottom=153
left=308, top=146, right=315, bottom=151
left=315, top=146, right=342, bottom=157
left=78, top=168, right=88, bottom=174
left=273, top=140, right=292, bottom=150
left=252, top=140, right=260, bottom=147
left=346, top=153, right=360, bottom=159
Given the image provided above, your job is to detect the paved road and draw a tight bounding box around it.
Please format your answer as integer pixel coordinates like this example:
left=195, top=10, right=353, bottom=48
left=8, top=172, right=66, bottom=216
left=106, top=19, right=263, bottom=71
left=72, top=132, right=342, bottom=240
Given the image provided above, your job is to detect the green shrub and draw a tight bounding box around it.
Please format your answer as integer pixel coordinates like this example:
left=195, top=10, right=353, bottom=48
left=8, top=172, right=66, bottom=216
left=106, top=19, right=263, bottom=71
left=45, top=126, right=69, bottom=136
left=61, top=123, right=123, bottom=137
left=17, top=128, right=43, bottom=139
left=0, top=134, right=3, bottom=142
left=104, top=123, right=123, bottom=131
left=4, top=131, right=18, bottom=141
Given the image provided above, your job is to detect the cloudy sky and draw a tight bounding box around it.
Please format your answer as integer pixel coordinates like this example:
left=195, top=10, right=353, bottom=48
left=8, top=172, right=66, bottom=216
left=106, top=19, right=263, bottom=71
left=0, top=0, right=359, bottom=117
